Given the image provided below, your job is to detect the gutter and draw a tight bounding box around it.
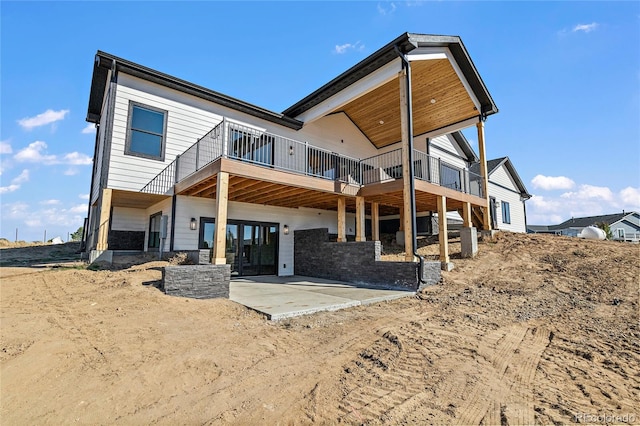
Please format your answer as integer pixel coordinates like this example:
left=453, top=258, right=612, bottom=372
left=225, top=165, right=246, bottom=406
left=394, top=46, right=427, bottom=285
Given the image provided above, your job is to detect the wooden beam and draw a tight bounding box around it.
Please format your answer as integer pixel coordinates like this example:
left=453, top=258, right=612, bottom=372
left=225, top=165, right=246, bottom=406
left=96, top=188, right=112, bottom=251
left=372, top=202, right=380, bottom=241
left=212, top=172, right=229, bottom=265
left=437, top=195, right=450, bottom=264
left=355, top=196, right=366, bottom=241
left=462, top=201, right=472, bottom=228
left=399, top=70, right=414, bottom=261
left=398, top=206, right=405, bottom=231
left=477, top=121, right=491, bottom=230
left=337, top=196, right=347, bottom=242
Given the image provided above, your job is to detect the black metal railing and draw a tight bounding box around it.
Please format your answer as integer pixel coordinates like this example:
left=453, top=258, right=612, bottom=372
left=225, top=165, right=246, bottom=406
left=141, top=118, right=484, bottom=199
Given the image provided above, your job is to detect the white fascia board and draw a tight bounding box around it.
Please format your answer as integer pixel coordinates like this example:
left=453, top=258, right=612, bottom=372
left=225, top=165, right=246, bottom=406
left=408, top=47, right=481, bottom=112
left=421, top=116, right=480, bottom=139
left=295, top=58, right=402, bottom=124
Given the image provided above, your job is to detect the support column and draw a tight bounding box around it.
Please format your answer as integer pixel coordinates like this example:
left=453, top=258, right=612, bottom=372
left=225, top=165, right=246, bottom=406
left=371, top=202, right=380, bottom=241
left=399, top=70, right=414, bottom=261
left=461, top=201, right=472, bottom=228
left=212, top=172, right=229, bottom=265
left=337, top=196, right=347, bottom=242
left=96, top=188, right=112, bottom=251
left=477, top=121, right=491, bottom=230
left=355, top=196, right=366, bottom=241
left=437, top=195, right=451, bottom=268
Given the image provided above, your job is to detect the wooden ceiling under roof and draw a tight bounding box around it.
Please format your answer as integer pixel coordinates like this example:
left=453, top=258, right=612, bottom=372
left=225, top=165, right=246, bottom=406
left=338, top=59, right=478, bottom=149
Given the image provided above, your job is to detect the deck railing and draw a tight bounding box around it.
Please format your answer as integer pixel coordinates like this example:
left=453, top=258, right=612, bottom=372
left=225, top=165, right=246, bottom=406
left=141, top=118, right=484, bottom=199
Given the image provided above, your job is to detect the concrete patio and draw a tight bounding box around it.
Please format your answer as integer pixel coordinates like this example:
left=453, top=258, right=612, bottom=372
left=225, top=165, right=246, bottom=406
left=229, top=275, right=415, bottom=320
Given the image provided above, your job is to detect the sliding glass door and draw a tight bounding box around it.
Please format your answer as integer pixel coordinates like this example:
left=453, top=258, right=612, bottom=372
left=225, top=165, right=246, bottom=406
left=198, top=219, right=278, bottom=276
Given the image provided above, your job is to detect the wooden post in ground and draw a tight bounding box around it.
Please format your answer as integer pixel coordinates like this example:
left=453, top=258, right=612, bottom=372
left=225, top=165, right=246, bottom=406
left=477, top=121, right=491, bottom=230
left=437, top=195, right=450, bottom=264
left=337, top=196, right=347, bottom=242
left=213, top=172, right=229, bottom=265
left=371, top=202, right=380, bottom=241
left=355, top=196, right=366, bottom=241
left=462, top=201, right=472, bottom=228
left=399, top=70, right=414, bottom=261
left=96, top=188, right=112, bottom=251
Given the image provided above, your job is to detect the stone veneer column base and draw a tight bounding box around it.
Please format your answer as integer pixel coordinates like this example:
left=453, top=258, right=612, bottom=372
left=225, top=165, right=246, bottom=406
left=162, top=264, right=231, bottom=299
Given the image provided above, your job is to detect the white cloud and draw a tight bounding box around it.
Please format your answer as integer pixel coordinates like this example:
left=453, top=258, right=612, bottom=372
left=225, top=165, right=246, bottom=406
left=79, top=193, right=90, bottom=200
left=334, top=41, right=365, bottom=55
left=41, top=199, right=61, bottom=205
left=81, top=123, right=96, bottom=134
left=2, top=201, right=86, bottom=230
left=18, top=109, right=70, bottom=130
left=0, top=169, right=30, bottom=194
left=531, top=174, right=575, bottom=190
left=69, top=204, right=87, bottom=214
left=561, top=184, right=614, bottom=202
left=0, top=184, right=20, bottom=194
left=527, top=184, right=640, bottom=225
left=62, top=152, right=92, bottom=165
left=12, top=169, right=29, bottom=184
left=64, top=168, right=78, bottom=176
left=13, top=141, right=92, bottom=167
left=14, top=141, right=57, bottom=164
left=620, top=187, right=640, bottom=209
left=0, top=141, right=12, bottom=155
left=377, top=2, right=396, bottom=15
left=573, top=22, right=598, bottom=33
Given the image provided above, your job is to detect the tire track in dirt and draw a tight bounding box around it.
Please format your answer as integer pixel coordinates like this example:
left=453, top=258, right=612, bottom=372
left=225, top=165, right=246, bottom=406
left=40, top=275, right=113, bottom=374
left=336, top=318, right=445, bottom=424
left=458, top=325, right=551, bottom=426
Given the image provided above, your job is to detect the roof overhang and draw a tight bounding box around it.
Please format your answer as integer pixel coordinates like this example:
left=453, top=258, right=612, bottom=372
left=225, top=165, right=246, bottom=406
left=86, top=52, right=303, bottom=130
left=283, top=33, right=498, bottom=149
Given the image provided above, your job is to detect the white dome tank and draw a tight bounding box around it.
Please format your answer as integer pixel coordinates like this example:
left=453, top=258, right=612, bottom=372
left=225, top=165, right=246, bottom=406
left=579, top=226, right=606, bottom=240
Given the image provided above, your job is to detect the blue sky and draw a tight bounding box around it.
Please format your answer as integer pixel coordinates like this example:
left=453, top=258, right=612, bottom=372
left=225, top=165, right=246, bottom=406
left=1, top=1, right=639, bottom=241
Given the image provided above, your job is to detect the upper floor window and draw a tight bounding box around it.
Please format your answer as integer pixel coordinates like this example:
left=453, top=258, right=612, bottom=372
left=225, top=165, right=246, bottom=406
left=125, top=102, right=167, bottom=161
left=501, top=201, right=511, bottom=224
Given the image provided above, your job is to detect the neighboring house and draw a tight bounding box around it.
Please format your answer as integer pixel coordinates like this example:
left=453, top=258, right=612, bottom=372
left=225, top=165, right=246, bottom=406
left=470, top=157, right=531, bottom=233
left=529, top=212, right=640, bottom=242
left=83, top=32, right=498, bottom=283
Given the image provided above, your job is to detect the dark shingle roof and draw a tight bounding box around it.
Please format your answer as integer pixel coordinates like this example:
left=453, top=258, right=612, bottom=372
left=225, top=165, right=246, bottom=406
left=548, top=212, right=633, bottom=230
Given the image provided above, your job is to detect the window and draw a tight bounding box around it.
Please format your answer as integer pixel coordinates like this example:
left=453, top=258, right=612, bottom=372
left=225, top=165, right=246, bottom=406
left=126, top=102, right=167, bottom=160
left=148, top=212, right=162, bottom=250
left=501, top=201, right=511, bottom=224
left=199, top=217, right=215, bottom=249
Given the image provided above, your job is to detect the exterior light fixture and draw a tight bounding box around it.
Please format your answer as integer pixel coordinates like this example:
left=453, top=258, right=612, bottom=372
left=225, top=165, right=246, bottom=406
left=289, top=146, right=294, bottom=155
left=190, top=218, right=197, bottom=230
left=283, top=224, right=289, bottom=235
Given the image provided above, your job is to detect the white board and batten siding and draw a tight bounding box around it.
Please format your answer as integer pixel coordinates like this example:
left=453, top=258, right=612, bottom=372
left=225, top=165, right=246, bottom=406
left=107, top=74, right=380, bottom=194
left=489, top=164, right=527, bottom=233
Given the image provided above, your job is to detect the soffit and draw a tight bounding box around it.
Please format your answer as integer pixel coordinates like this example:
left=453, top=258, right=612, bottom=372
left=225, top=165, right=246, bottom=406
left=336, top=58, right=479, bottom=149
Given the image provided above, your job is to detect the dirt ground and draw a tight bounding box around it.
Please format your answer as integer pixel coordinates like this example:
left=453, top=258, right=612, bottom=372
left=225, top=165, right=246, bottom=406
left=1, top=233, right=638, bottom=425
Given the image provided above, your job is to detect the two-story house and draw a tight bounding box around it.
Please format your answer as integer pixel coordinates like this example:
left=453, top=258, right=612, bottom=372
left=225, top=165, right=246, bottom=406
left=83, top=33, right=497, bottom=283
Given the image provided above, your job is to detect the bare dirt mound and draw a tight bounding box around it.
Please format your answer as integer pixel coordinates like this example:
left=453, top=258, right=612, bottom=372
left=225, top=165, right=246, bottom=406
left=1, top=232, right=638, bottom=424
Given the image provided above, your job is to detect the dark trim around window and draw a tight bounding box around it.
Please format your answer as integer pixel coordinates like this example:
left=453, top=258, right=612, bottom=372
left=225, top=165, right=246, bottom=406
left=125, top=101, right=168, bottom=161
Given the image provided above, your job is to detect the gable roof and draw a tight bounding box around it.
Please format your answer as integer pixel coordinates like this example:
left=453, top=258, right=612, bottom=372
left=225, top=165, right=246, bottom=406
left=450, top=132, right=479, bottom=163
left=283, top=33, right=498, bottom=120
left=470, top=156, right=531, bottom=198
left=548, top=212, right=638, bottom=230
left=87, top=51, right=303, bottom=129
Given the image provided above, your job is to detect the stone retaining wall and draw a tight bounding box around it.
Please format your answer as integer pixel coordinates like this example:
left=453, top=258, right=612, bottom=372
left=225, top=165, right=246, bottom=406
left=162, top=264, right=231, bottom=299
left=294, top=228, right=440, bottom=291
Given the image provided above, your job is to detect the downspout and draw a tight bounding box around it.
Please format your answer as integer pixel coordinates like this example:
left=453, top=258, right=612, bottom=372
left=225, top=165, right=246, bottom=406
left=395, top=46, right=427, bottom=284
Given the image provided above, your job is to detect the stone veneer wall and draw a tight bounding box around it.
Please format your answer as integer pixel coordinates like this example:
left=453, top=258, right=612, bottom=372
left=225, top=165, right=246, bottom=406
left=162, top=264, right=231, bottom=299
left=294, top=228, right=440, bottom=291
